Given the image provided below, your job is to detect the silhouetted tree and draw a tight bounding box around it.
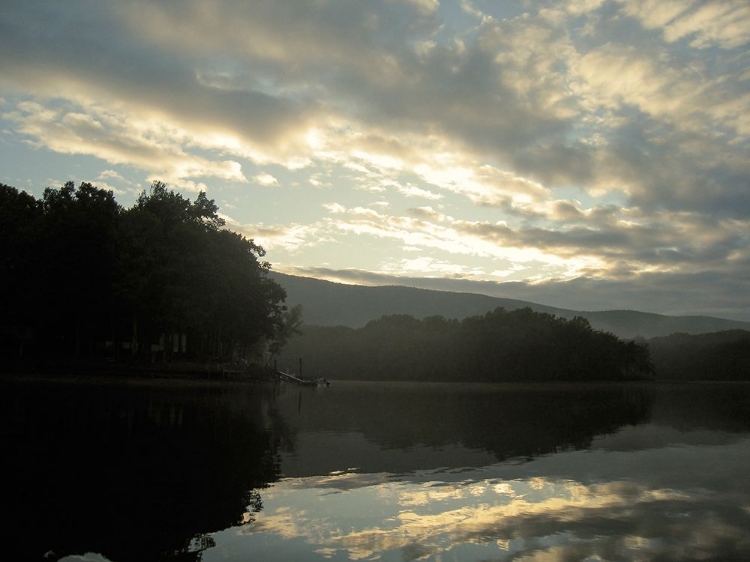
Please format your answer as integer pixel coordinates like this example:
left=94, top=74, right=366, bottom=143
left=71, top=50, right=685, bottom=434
left=36, top=181, right=121, bottom=356
left=0, top=184, right=44, bottom=356
left=0, top=180, right=292, bottom=367
left=280, top=307, right=655, bottom=382
left=266, top=304, right=304, bottom=365
left=648, top=330, right=750, bottom=380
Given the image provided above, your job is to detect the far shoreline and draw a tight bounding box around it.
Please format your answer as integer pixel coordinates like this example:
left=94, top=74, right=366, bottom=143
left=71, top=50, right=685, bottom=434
left=4, top=368, right=747, bottom=387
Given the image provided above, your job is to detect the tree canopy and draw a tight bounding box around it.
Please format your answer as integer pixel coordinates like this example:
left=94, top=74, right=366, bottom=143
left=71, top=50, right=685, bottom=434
left=278, top=308, right=655, bottom=382
left=1, top=180, right=663, bottom=382
left=0, top=181, right=288, bottom=364
left=647, top=330, right=750, bottom=381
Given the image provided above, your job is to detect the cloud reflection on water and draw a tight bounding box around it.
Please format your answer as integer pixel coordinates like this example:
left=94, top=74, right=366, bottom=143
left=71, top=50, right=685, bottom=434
left=221, top=437, right=750, bottom=562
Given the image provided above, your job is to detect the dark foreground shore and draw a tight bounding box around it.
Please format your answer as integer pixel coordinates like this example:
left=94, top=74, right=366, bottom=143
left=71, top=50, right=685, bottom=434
left=1, top=357, right=278, bottom=384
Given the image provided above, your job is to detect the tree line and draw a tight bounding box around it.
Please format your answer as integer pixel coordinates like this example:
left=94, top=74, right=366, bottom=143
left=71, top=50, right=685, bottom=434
left=278, top=308, right=655, bottom=382
left=0, top=180, right=289, bottom=366
left=647, top=330, right=750, bottom=381
left=13, top=178, right=728, bottom=383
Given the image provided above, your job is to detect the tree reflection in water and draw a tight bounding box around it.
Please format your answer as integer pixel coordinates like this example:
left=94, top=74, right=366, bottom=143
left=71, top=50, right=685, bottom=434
left=5, top=379, right=750, bottom=561
left=269, top=382, right=655, bottom=474
left=4, top=378, right=282, bottom=562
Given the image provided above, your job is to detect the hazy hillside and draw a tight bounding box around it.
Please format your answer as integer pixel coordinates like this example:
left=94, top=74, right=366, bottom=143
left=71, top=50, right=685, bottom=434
left=271, top=273, right=750, bottom=339
left=647, top=330, right=750, bottom=380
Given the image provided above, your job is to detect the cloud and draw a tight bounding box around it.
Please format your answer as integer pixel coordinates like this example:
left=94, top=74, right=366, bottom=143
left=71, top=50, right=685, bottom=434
left=382, top=256, right=487, bottom=278
left=0, top=1, right=321, bottom=168
left=239, top=441, right=750, bottom=561
left=307, top=197, right=749, bottom=286
left=253, top=172, right=279, bottom=187
left=238, top=221, right=333, bottom=254
left=1, top=0, right=749, bottom=318
left=3, top=99, right=247, bottom=191
left=3, top=0, right=747, bottom=211
left=394, top=183, right=442, bottom=200
left=620, top=0, right=750, bottom=49
left=108, top=0, right=573, bottom=181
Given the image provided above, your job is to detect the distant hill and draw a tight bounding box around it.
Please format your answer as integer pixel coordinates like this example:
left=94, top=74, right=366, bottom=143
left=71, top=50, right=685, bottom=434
left=271, top=272, right=750, bottom=339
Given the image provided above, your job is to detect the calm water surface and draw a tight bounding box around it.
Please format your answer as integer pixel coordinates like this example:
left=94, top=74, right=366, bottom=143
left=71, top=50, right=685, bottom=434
left=4, top=377, right=750, bottom=561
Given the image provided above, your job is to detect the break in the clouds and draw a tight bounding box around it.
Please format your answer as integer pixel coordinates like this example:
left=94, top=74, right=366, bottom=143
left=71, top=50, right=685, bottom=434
left=1, top=0, right=749, bottom=319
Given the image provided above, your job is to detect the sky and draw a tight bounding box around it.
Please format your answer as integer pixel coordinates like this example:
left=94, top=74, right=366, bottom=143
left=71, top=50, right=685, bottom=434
left=2, top=0, right=749, bottom=321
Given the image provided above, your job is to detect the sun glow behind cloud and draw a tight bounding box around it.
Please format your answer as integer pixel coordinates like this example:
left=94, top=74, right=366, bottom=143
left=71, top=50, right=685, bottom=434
left=1, top=0, right=749, bottom=318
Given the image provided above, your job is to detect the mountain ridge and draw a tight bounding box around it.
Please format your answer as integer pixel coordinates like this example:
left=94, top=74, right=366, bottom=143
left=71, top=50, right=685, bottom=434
left=270, top=272, right=750, bottom=339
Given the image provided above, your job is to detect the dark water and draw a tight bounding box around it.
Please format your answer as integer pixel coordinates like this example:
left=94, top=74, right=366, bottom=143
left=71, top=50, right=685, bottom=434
left=4, top=377, right=750, bottom=561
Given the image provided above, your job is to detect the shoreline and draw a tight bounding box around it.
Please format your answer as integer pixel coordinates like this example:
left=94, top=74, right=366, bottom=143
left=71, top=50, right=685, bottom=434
left=0, top=358, right=278, bottom=384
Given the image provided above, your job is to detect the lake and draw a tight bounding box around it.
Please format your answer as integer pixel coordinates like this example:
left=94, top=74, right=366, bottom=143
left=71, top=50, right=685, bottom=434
left=5, top=376, right=750, bottom=561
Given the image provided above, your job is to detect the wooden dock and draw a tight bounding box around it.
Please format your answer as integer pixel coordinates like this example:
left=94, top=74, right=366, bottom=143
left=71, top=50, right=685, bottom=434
left=276, top=370, right=329, bottom=386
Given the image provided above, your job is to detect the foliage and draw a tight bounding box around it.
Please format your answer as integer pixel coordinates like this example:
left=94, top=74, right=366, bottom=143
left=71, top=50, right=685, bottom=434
left=265, top=304, right=304, bottom=365
left=0, top=184, right=43, bottom=331
left=0, top=181, right=288, bottom=363
left=278, top=307, right=655, bottom=382
left=647, top=330, right=750, bottom=381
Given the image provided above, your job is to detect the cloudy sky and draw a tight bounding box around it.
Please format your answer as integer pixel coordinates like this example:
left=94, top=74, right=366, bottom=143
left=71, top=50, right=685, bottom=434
left=2, top=0, right=749, bottom=320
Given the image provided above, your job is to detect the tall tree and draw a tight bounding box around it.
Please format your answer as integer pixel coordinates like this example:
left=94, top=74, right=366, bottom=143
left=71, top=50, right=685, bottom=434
left=0, top=179, right=292, bottom=366
left=38, top=181, right=121, bottom=356
left=117, top=181, right=287, bottom=361
left=0, top=184, right=43, bottom=356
